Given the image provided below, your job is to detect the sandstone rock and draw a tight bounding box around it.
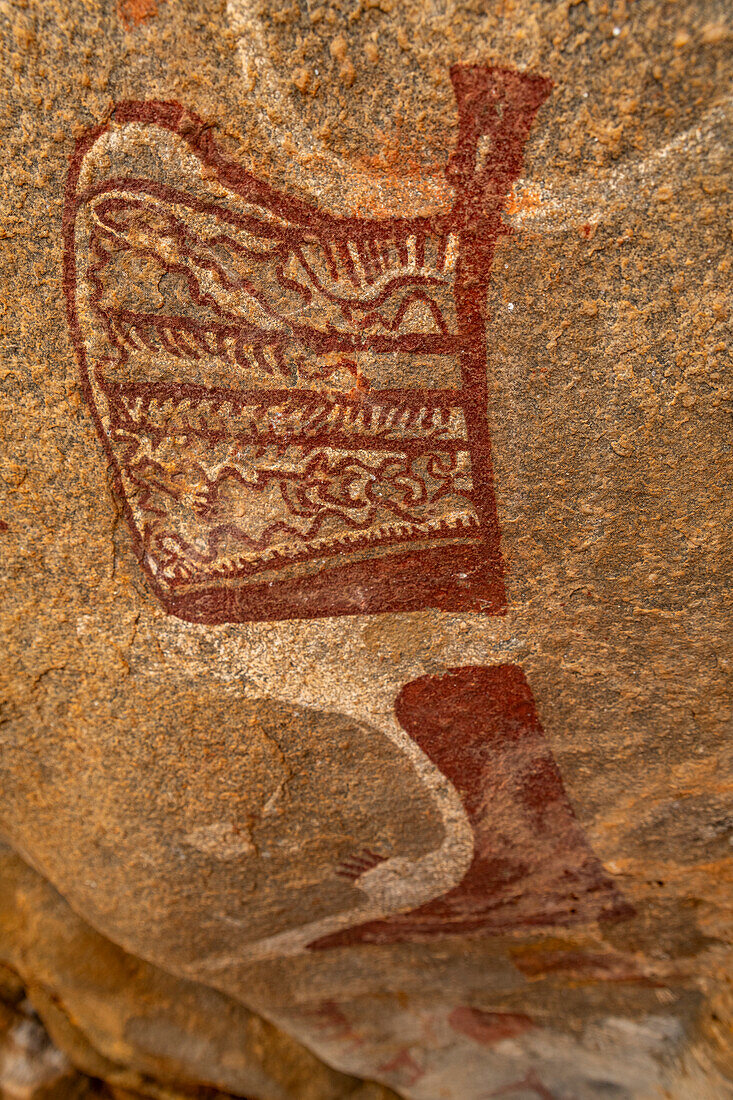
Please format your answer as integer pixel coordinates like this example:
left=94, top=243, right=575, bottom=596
left=0, top=843, right=398, bottom=1100
left=0, top=995, right=82, bottom=1100
left=0, top=0, right=731, bottom=1096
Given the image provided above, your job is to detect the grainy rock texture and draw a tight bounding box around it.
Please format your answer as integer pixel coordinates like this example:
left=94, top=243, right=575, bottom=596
left=0, top=0, right=732, bottom=1096
left=0, top=843, right=398, bottom=1100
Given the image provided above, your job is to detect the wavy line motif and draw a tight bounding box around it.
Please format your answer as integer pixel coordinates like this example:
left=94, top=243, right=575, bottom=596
left=86, top=192, right=458, bottom=352
left=111, top=430, right=476, bottom=583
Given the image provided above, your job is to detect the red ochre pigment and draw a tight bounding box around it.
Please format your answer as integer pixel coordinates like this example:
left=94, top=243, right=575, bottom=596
left=64, top=67, right=551, bottom=622
left=310, top=666, right=633, bottom=948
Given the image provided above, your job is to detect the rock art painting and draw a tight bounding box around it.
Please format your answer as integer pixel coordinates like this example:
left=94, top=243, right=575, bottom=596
left=4, top=0, right=731, bottom=1092
left=310, top=665, right=631, bottom=950
left=29, top=669, right=628, bottom=967
left=63, top=65, right=551, bottom=622
left=61, top=62, right=632, bottom=966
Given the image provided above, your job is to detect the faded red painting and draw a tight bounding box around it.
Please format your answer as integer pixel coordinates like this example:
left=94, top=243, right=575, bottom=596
left=63, top=66, right=551, bottom=622
left=310, top=666, right=632, bottom=950
left=62, top=64, right=635, bottom=956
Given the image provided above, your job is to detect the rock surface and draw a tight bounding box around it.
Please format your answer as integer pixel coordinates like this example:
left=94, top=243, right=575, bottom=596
left=0, top=0, right=732, bottom=1096
left=0, top=842, right=398, bottom=1100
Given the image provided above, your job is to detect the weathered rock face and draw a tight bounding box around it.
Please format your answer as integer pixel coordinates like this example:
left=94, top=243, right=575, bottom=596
left=0, top=0, right=732, bottom=1097
left=0, top=842, right=397, bottom=1100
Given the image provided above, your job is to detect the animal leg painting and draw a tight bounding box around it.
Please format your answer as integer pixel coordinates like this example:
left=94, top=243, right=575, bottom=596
left=310, top=665, right=632, bottom=949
